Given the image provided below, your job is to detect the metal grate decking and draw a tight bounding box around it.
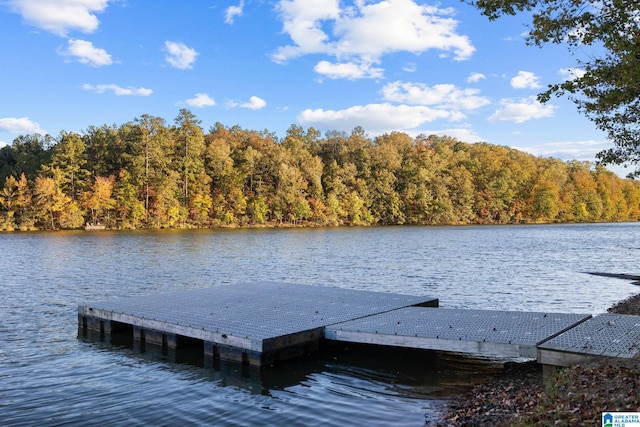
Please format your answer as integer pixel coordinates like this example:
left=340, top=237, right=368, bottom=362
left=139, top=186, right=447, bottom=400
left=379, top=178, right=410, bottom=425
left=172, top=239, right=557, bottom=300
left=537, top=313, right=640, bottom=366
left=325, top=307, right=592, bottom=358
left=78, top=281, right=438, bottom=367
left=79, top=282, right=640, bottom=369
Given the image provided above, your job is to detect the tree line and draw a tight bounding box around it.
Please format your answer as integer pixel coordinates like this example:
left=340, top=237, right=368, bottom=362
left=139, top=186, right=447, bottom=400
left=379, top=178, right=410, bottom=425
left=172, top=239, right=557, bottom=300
left=0, top=109, right=638, bottom=231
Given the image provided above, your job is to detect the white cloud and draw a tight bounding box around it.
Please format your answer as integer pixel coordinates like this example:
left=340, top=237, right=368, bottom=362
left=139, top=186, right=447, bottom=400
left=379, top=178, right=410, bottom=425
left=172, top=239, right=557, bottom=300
left=185, top=93, right=216, bottom=108
left=298, top=79, right=492, bottom=134
left=512, top=139, right=608, bottom=161
left=314, top=60, right=384, bottom=79
left=566, top=26, right=590, bottom=45
left=227, top=96, right=267, bottom=110
left=298, top=103, right=456, bottom=134
left=559, top=68, right=586, bottom=81
left=273, top=0, right=474, bottom=78
left=511, top=70, right=541, bottom=89
left=467, top=72, right=486, bottom=83
left=422, top=128, right=484, bottom=143
left=164, top=41, right=198, bottom=70
left=59, top=39, right=112, bottom=66
left=402, top=62, right=417, bottom=73
left=333, top=0, right=474, bottom=59
left=225, top=1, right=244, bottom=24
left=0, top=140, right=7, bottom=148
left=381, top=81, right=490, bottom=111
left=82, top=84, right=153, bottom=96
left=488, top=96, right=557, bottom=123
left=242, top=96, right=267, bottom=110
left=504, top=31, right=528, bottom=42
left=8, top=0, right=110, bottom=36
left=0, top=117, right=46, bottom=134
left=273, top=0, right=340, bottom=62
left=513, top=139, right=629, bottom=176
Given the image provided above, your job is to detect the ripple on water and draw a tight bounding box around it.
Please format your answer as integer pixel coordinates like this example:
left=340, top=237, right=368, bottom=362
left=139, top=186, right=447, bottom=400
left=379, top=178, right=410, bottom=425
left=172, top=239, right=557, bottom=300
left=0, top=224, right=638, bottom=425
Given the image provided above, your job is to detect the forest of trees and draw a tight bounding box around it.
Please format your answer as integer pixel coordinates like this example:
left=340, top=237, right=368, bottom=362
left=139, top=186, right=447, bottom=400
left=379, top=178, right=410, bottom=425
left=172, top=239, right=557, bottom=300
left=0, top=109, right=639, bottom=231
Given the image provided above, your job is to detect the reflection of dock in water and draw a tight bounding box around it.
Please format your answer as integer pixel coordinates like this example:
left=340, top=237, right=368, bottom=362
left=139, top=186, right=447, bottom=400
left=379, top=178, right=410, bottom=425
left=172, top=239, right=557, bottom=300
left=79, top=331, right=505, bottom=398
left=78, top=281, right=640, bottom=373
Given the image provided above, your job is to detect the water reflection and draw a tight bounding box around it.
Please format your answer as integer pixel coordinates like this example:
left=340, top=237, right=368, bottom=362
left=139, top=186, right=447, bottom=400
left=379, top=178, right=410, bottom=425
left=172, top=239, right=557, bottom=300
left=80, top=329, right=503, bottom=405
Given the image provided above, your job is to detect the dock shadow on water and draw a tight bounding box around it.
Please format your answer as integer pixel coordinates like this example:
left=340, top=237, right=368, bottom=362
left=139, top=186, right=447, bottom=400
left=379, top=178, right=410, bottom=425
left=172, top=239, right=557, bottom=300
left=80, top=329, right=506, bottom=424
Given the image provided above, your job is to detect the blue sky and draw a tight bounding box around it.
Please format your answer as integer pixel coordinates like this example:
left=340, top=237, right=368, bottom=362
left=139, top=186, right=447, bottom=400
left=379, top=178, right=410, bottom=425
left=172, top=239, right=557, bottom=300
left=0, top=0, right=626, bottom=174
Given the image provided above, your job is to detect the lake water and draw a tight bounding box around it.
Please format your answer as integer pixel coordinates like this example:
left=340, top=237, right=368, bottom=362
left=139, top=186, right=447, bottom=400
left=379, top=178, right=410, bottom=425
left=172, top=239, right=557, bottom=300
left=1, top=223, right=638, bottom=426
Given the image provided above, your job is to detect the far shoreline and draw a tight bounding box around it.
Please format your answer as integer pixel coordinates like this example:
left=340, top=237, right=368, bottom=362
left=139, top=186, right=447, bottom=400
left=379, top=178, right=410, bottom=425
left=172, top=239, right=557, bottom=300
left=2, top=219, right=639, bottom=234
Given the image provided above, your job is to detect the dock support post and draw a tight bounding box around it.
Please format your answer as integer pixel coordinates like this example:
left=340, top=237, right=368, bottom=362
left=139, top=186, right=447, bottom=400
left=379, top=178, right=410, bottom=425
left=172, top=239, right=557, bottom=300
left=102, top=320, right=112, bottom=335
left=204, top=341, right=220, bottom=369
left=100, top=320, right=108, bottom=343
left=218, top=345, right=255, bottom=366
left=133, top=326, right=145, bottom=351
left=78, top=314, right=87, bottom=337
left=85, top=316, right=100, bottom=333
left=246, top=351, right=263, bottom=367
left=163, top=333, right=177, bottom=360
left=132, top=327, right=177, bottom=360
left=79, top=315, right=110, bottom=342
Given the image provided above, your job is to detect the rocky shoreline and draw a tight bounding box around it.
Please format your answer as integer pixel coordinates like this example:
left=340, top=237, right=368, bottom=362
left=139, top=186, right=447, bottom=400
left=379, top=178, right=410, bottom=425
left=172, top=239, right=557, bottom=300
left=435, top=291, right=640, bottom=426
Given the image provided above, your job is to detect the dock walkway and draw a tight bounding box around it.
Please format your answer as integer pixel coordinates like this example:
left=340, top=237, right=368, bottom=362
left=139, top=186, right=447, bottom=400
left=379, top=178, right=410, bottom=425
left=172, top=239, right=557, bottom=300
left=325, top=307, right=590, bottom=359
left=538, top=313, right=640, bottom=366
left=78, top=282, right=640, bottom=368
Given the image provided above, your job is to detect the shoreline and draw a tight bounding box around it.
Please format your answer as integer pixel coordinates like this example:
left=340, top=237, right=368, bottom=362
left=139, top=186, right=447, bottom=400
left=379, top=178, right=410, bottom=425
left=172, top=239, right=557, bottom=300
left=2, top=219, right=639, bottom=234
left=436, top=291, right=640, bottom=425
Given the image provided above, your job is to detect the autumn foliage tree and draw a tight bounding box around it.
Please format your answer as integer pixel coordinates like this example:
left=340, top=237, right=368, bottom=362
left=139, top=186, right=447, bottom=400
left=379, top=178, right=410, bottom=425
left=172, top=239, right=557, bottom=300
left=0, top=110, right=638, bottom=230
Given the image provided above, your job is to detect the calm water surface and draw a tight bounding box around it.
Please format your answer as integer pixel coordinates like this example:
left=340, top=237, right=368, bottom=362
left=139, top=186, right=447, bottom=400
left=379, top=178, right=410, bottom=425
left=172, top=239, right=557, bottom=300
left=1, top=223, right=639, bottom=426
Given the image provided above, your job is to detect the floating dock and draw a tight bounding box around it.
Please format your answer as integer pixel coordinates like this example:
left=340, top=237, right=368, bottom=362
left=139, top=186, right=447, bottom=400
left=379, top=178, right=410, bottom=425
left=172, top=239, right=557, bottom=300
left=78, top=281, right=438, bottom=367
left=78, top=282, right=640, bottom=369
